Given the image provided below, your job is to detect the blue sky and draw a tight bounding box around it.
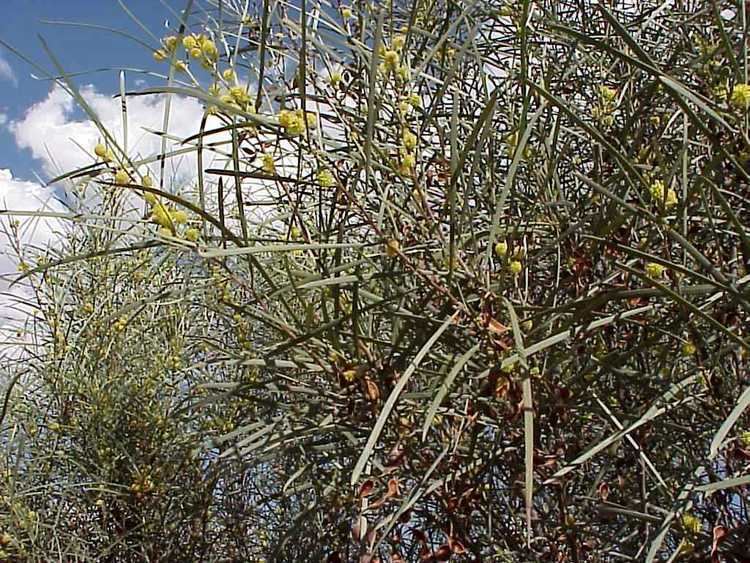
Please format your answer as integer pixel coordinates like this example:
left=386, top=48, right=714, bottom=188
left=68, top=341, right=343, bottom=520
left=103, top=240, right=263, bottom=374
left=0, top=0, right=183, bottom=181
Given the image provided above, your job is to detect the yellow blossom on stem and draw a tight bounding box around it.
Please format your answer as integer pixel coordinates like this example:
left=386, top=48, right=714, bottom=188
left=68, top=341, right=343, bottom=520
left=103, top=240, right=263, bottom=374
left=645, top=262, right=666, bottom=278
left=494, top=242, right=508, bottom=257
left=171, top=210, right=188, bottom=225
left=402, top=129, right=417, bottom=150
left=649, top=179, right=677, bottom=208
left=184, top=228, right=200, bottom=242
left=680, top=513, right=701, bottom=535
left=599, top=85, right=617, bottom=102
left=163, top=36, right=178, bottom=52
left=114, top=169, right=130, bottom=185
left=329, top=71, right=342, bottom=87
left=229, top=86, right=251, bottom=107
left=261, top=154, right=276, bottom=175
left=399, top=152, right=416, bottom=175
left=317, top=168, right=335, bottom=188
left=730, top=83, right=750, bottom=110
left=383, top=50, right=400, bottom=70
left=94, top=143, right=107, bottom=158
left=201, top=39, right=219, bottom=61
left=385, top=239, right=401, bottom=257
left=509, top=260, right=523, bottom=276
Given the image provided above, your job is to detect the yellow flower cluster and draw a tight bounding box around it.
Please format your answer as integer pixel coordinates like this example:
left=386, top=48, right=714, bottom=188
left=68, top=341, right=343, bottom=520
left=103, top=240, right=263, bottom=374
left=385, top=239, right=401, bottom=257
left=317, top=168, right=335, bottom=188
left=278, top=109, right=316, bottom=136
left=329, top=71, right=343, bottom=87
left=680, top=513, right=701, bottom=535
left=378, top=35, right=411, bottom=80
left=184, top=33, right=219, bottom=68
left=114, top=169, right=131, bottom=185
left=681, top=341, right=696, bottom=356
left=150, top=201, right=192, bottom=239
left=645, top=262, right=665, bottom=278
left=94, top=143, right=114, bottom=162
left=592, top=84, right=617, bottom=127
left=220, top=85, right=253, bottom=111
left=649, top=179, right=678, bottom=208
left=261, top=153, right=276, bottom=175
left=113, top=316, right=128, bottom=332
left=153, top=33, right=218, bottom=71
left=730, top=83, right=750, bottom=110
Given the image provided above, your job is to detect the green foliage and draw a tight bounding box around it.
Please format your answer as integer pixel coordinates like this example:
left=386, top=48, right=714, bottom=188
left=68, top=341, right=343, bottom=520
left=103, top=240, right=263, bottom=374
left=2, top=0, right=750, bottom=561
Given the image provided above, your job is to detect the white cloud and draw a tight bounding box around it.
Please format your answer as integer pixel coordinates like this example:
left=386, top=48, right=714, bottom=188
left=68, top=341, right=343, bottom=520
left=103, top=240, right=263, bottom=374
left=0, top=113, right=7, bottom=126
left=9, top=84, right=223, bottom=186
left=0, top=168, right=66, bottom=357
left=0, top=52, right=17, bottom=86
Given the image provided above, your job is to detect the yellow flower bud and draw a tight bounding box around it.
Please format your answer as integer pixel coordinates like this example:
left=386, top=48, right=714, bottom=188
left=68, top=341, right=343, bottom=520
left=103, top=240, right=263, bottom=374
left=172, top=210, right=188, bottom=225
left=94, top=143, right=107, bottom=158
left=645, top=262, right=666, bottom=278
left=385, top=239, right=400, bottom=257
left=163, top=36, right=178, bottom=52
left=730, top=83, right=750, bottom=110
left=509, top=260, right=523, bottom=275
left=114, top=169, right=130, bottom=185
left=261, top=153, right=275, bottom=175
left=184, top=228, right=200, bottom=242
left=383, top=50, right=400, bottom=70
left=402, top=129, right=417, bottom=150
left=494, top=242, right=508, bottom=257
left=317, top=168, right=335, bottom=188
left=202, top=40, right=219, bottom=61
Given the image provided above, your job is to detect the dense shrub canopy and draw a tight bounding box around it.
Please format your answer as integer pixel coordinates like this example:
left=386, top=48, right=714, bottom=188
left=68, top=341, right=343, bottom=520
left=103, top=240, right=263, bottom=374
left=2, top=0, right=750, bottom=561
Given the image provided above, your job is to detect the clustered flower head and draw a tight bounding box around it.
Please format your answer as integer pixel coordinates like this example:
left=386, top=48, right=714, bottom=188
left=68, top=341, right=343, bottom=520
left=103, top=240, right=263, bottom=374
left=681, top=341, right=696, bottom=356
left=645, top=262, right=666, bottom=278
left=149, top=201, right=193, bottom=239
left=153, top=33, right=218, bottom=71
left=113, top=169, right=131, bottom=185
left=385, top=239, right=401, bottom=257
left=260, top=153, right=276, bottom=175
left=278, top=109, right=316, bottom=136
left=509, top=260, right=523, bottom=276
left=94, top=143, right=114, bottom=162
left=680, top=513, right=701, bottom=535
left=495, top=241, right=508, bottom=257
left=592, top=84, right=617, bottom=127
left=378, top=35, right=411, bottom=80
left=402, top=129, right=417, bottom=151
left=398, top=151, right=415, bottom=175
left=730, top=83, right=750, bottom=110
left=221, top=85, right=253, bottom=111
left=317, top=168, right=335, bottom=188
left=649, top=179, right=678, bottom=208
